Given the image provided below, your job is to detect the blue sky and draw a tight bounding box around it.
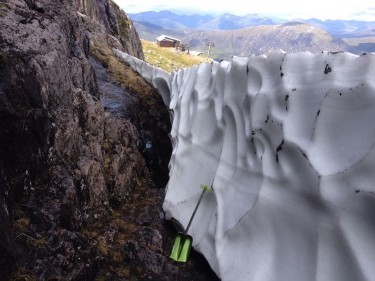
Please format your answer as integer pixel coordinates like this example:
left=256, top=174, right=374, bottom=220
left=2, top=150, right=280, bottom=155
left=113, top=0, right=375, bottom=21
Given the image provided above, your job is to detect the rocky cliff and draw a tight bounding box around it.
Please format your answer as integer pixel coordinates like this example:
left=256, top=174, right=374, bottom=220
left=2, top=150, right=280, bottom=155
left=0, top=0, right=217, bottom=280
left=0, top=0, right=143, bottom=277
left=77, top=0, right=144, bottom=59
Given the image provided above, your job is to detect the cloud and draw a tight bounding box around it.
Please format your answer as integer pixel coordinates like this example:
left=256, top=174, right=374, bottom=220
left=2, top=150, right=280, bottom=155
left=347, top=6, right=375, bottom=21
left=113, top=0, right=375, bottom=21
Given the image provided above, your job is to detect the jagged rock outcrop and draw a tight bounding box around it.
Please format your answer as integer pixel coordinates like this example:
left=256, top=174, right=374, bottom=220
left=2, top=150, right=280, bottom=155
left=0, top=0, right=219, bottom=280
left=0, top=0, right=146, bottom=279
left=77, top=0, right=144, bottom=59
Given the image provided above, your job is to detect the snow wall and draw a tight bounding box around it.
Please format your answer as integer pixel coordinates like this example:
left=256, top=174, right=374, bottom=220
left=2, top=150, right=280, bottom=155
left=114, top=49, right=375, bottom=281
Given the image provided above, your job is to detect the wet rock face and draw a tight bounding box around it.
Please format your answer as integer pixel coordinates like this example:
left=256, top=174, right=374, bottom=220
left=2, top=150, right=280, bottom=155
left=0, top=0, right=147, bottom=278
left=0, top=0, right=216, bottom=280
left=0, top=173, right=13, bottom=276
left=90, top=56, right=172, bottom=188
left=1, top=0, right=104, bottom=214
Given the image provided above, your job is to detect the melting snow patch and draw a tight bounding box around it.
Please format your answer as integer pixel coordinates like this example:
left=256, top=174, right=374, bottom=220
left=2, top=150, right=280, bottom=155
left=115, top=49, right=375, bottom=281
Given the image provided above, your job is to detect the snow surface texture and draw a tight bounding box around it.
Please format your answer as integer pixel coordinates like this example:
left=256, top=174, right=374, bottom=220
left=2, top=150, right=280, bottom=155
left=114, top=49, right=375, bottom=281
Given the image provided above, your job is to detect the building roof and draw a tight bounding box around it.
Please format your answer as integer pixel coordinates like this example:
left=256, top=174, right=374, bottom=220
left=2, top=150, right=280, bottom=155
left=156, top=35, right=181, bottom=43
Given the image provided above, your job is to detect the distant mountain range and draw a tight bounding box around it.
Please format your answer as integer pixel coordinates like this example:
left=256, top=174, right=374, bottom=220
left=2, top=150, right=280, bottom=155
left=129, top=10, right=375, bottom=37
left=129, top=11, right=276, bottom=30
left=302, top=19, right=375, bottom=38
left=129, top=10, right=215, bottom=29
left=129, top=11, right=375, bottom=60
left=184, top=23, right=349, bottom=60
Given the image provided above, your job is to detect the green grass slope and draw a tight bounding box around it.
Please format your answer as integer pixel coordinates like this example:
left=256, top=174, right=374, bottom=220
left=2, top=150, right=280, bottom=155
left=141, top=39, right=211, bottom=72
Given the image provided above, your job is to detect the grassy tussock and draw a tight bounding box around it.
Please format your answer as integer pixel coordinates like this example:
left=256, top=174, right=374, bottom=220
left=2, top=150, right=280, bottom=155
left=90, top=43, right=156, bottom=97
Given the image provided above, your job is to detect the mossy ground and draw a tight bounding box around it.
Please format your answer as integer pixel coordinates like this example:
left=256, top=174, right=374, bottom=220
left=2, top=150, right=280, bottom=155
left=84, top=177, right=164, bottom=280
left=90, top=43, right=157, bottom=102
left=9, top=177, right=164, bottom=281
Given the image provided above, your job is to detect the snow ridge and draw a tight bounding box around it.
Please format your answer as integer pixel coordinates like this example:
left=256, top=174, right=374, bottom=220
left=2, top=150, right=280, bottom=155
left=115, top=49, right=375, bottom=281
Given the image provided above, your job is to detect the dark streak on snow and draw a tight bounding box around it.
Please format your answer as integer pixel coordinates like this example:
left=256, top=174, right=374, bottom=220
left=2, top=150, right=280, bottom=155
left=300, top=149, right=308, bottom=160
left=324, top=64, right=332, bottom=74
left=355, top=190, right=375, bottom=196
left=276, top=140, right=284, bottom=152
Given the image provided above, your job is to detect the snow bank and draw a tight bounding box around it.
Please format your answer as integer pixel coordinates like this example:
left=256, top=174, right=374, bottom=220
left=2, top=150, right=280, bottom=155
left=115, top=49, right=375, bottom=281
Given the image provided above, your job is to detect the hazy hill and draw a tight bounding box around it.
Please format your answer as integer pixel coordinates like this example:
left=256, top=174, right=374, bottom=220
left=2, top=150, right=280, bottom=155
left=135, top=22, right=349, bottom=60
left=301, top=19, right=375, bottom=37
left=344, top=37, right=375, bottom=53
left=129, top=11, right=275, bottom=30
left=129, top=11, right=375, bottom=36
left=133, top=20, right=187, bottom=41
left=131, top=11, right=375, bottom=59
left=129, top=10, right=214, bottom=29
left=189, top=23, right=349, bottom=60
left=197, top=13, right=275, bottom=30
